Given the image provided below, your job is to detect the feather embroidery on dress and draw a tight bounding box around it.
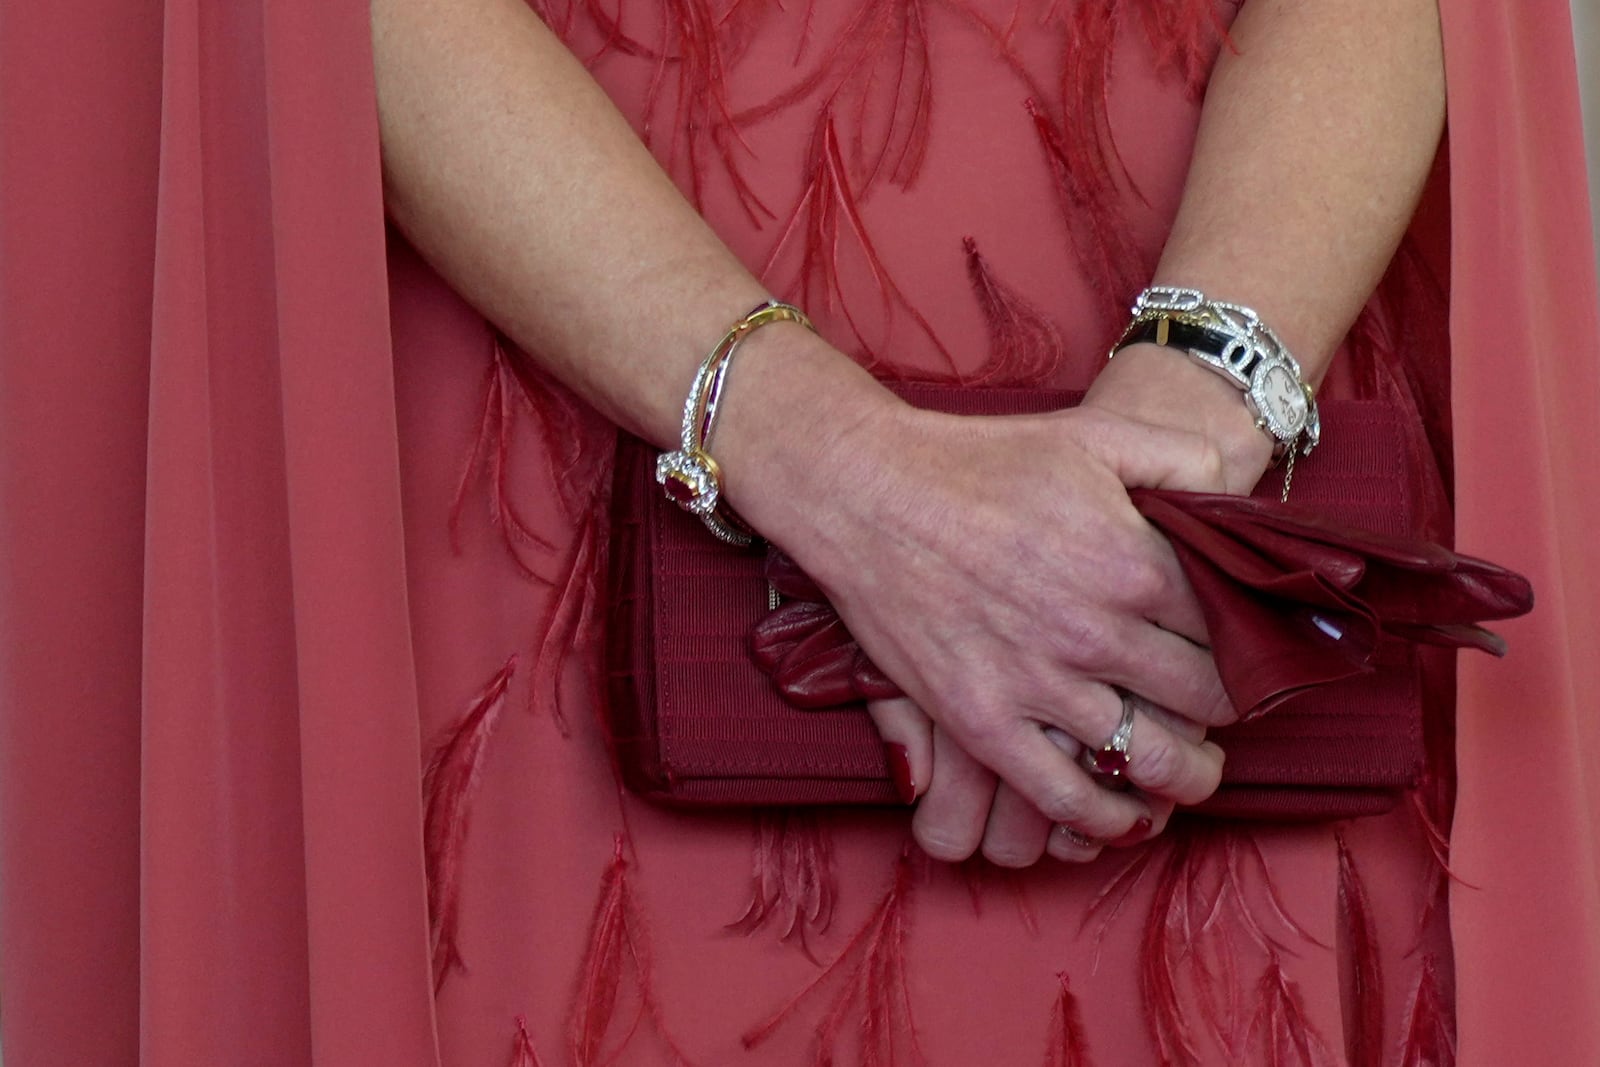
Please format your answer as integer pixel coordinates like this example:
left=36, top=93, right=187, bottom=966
left=570, top=836, right=696, bottom=1067
left=728, top=809, right=839, bottom=961
left=510, top=1015, right=549, bottom=1067
left=447, top=5, right=1462, bottom=1065
left=740, top=0, right=962, bottom=377
left=737, top=0, right=934, bottom=190
left=1245, top=953, right=1338, bottom=1067
left=423, top=655, right=518, bottom=992
left=451, top=337, right=614, bottom=732
left=1407, top=772, right=1477, bottom=956
left=1025, top=93, right=1147, bottom=335
left=964, top=235, right=1067, bottom=387
left=1043, top=972, right=1095, bottom=1067
left=1337, top=833, right=1386, bottom=1067
left=961, top=858, right=1042, bottom=935
left=1396, top=954, right=1455, bottom=1067
left=450, top=341, right=559, bottom=581
left=578, top=0, right=774, bottom=222
left=498, top=351, right=617, bottom=729
left=760, top=114, right=958, bottom=378
left=1038, top=1, right=1150, bottom=331
left=1135, top=0, right=1232, bottom=100
left=527, top=502, right=608, bottom=734
left=743, top=848, right=925, bottom=1066
left=1085, top=832, right=1332, bottom=1066
left=1038, top=0, right=1233, bottom=332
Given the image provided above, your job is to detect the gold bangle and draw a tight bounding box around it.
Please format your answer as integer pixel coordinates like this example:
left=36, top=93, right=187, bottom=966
left=657, top=300, right=814, bottom=545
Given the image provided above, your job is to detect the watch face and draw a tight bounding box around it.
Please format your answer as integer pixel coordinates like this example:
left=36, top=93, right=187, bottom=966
left=1254, top=363, right=1307, bottom=439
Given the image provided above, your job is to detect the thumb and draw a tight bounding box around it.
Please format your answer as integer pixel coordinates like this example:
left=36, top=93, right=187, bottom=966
left=867, top=697, right=934, bottom=805
left=1065, top=406, right=1228, bottom=493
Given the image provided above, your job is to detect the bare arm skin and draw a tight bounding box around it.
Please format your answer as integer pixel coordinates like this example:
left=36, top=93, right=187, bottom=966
left=371, top=0, right=1444, bottom=864
left=946, top=0, right=1448, bottom=865
left=1087, top=0, right=1447, bottom=492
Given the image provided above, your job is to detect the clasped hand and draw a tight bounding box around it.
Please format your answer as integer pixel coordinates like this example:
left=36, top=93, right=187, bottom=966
left=735, top=350, right=1263, bottom=866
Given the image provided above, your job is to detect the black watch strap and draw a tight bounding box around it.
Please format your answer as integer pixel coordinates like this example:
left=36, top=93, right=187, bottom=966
left=1115, top=317, right=1237, bottom=363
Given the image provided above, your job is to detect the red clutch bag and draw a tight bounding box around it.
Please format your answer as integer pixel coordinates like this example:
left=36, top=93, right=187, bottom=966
left=605, top=387, right=1532, bottom=820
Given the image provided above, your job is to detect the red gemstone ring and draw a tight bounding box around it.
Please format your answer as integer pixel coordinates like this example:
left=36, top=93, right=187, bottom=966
left=1082, top=692, right=1137, bottom=782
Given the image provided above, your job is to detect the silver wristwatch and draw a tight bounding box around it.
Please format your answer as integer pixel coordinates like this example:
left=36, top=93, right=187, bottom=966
left=1114, top=286, right=1320, bottom=461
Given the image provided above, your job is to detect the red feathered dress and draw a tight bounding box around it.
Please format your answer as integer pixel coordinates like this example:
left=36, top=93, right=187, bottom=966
left=2, top=1, right=1597, bottom=1065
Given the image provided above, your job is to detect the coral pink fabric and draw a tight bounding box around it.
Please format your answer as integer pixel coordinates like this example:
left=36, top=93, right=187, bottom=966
left=1441, top=7, right=1600, bottom=1063
left=1, top=1, right=1596, bottom=1066
left=0, top=1, right=438, bottom=1062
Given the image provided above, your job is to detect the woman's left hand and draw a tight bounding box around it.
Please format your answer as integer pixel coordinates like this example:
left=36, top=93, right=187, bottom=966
left=1082, top=341, right=1277, bottom=496
left=878, top=346, right=1277, bottom=866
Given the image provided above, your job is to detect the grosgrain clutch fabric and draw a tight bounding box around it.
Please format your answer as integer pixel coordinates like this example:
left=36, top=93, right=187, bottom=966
left=606, top=386, right=1533, bottom=820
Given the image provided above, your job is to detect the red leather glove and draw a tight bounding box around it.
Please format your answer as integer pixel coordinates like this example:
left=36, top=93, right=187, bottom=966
left=749, top=550, right=900, bottom=707
left=1127, top=489, right=1532, bottom=717
left=750, top=489, right=1534, bottom=720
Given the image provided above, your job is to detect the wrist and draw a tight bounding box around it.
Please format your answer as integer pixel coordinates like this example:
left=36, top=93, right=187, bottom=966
left=1084, top=342, right=1274, bottom=494
left=708, top=325, right=907, bottom=544
left=1113, top=286, right=1320, bottom=470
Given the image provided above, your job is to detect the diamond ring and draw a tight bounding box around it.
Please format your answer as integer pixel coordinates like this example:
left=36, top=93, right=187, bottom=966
left=1055, top=825, right=1100, bottom=849
left=1081, top=691, right=1137, bottom=781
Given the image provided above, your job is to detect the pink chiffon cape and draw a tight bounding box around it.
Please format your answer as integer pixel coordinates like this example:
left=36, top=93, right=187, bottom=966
left=1, top=0, right=1597, bottom=1064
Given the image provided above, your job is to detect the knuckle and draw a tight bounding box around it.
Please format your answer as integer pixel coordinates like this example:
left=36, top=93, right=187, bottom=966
left=1052, top=611, right=1113, bottom=668
left=915, top=824, right=980, bottom=863
left=1118, top=557, right=1171, bottom=610
left=983, top=838, right=1042, bottom=869
left=952, top=705, right=1014, bottom=753
left=1037, top=781, right=1094, bottom=827
left=1195, top=440, right=1225, bottom=489
left=1202, top=682, right=1239, bottom=727
left=1131, top=737, right=1187, bottom=795
left=1161, top=670, right=1235, bottom=730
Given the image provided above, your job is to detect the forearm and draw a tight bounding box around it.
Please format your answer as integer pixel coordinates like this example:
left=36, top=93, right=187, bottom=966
left=1162, top=0, right=1445, bottom=365
left=1094, top=0, right=1447, bottom=485
left=370, top=0, right=884, bottom=473
left=368, top=0, right=1253, bottom=839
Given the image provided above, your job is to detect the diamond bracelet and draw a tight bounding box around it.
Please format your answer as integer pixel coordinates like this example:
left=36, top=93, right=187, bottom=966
left=657, top=300, right=814, bottom=546
left=1112, top=286, right=1320, bottom=472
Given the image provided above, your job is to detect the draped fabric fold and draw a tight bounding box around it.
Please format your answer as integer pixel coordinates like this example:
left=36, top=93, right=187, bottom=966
left=257, top=1, right=442, bottom=1061
left=1440, top=3, right=1600, bottom=1062
left=2, top=0, right=1598, bottom=1065
left=139, top=0, right=312, bottom=1061
left=2, top=0, right=440, bottom=1063
left=0, top=1, right=160, bottom=1061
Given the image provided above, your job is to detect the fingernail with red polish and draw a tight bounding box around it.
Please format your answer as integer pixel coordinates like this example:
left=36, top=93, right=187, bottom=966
left=1111, top=817, right=1153, bottom=848
left=884, top=743, right=916, bottom=805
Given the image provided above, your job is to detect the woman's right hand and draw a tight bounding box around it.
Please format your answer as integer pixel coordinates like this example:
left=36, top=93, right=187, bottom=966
left=716, top=331, right=1238, bottom=854
left=870, top=692, right=1210, bottom=865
